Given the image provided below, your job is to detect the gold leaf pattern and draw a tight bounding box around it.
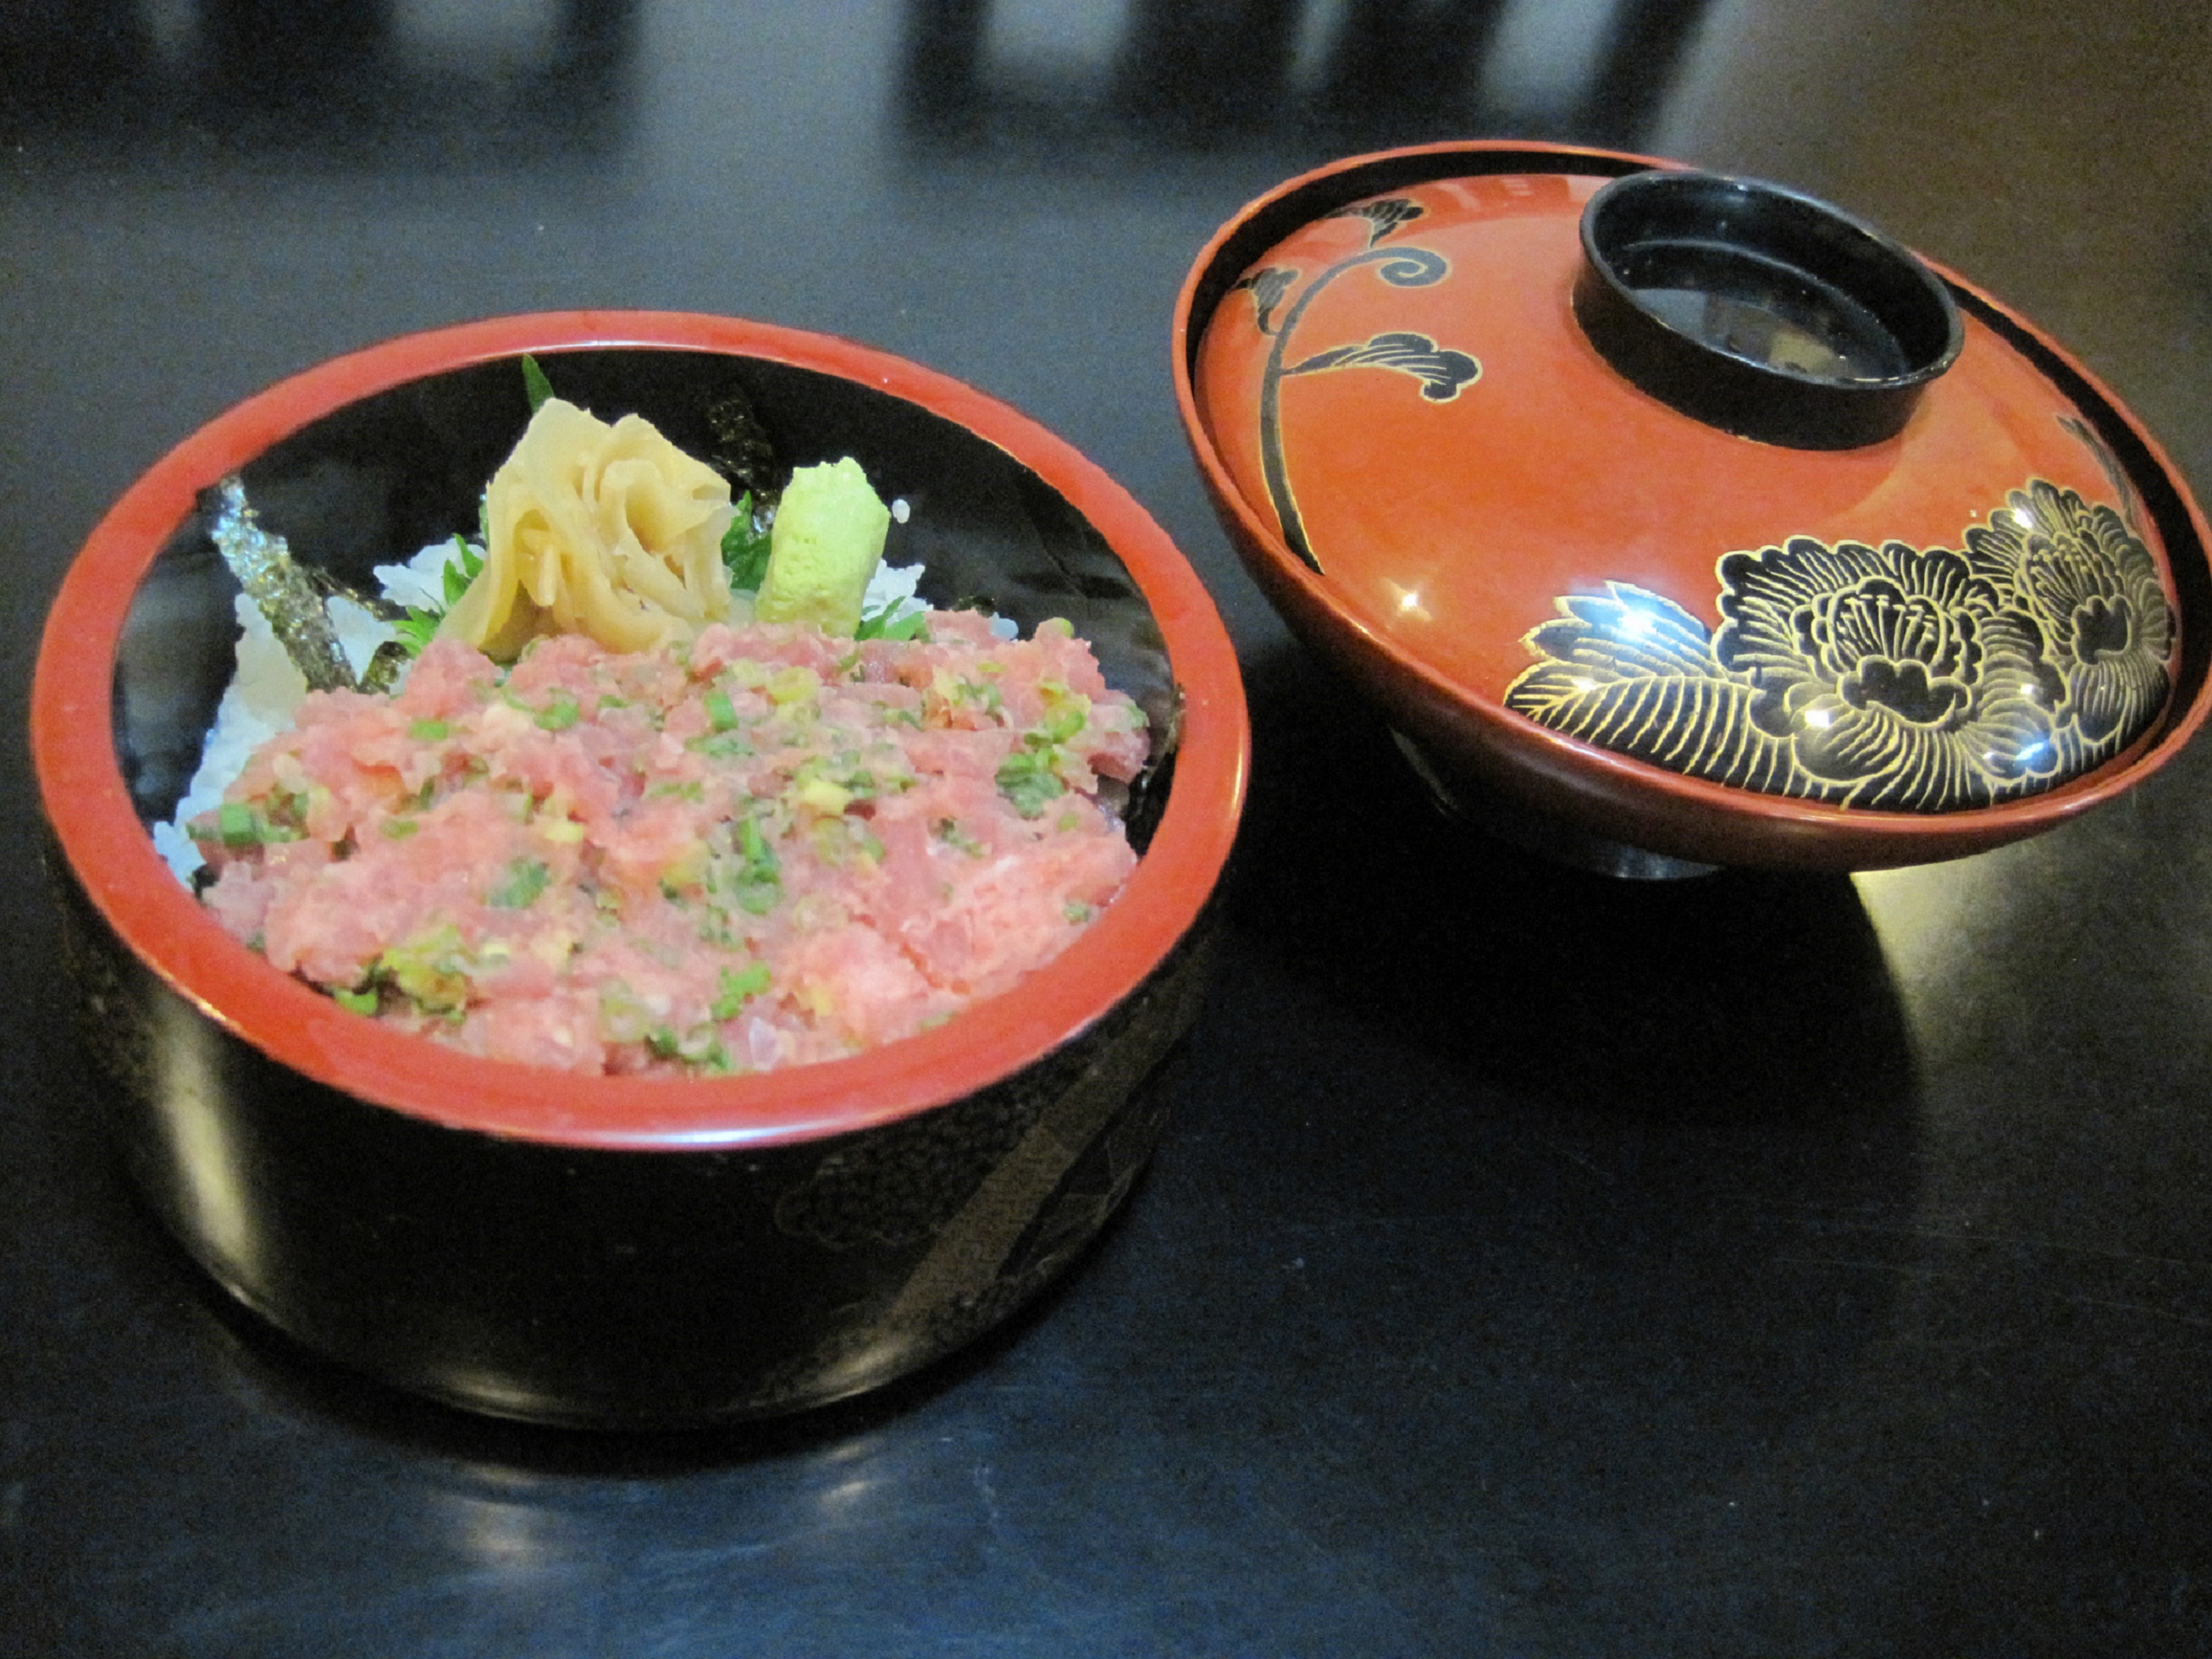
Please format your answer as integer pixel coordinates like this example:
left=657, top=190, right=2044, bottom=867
left=1504, top=481, right=2175, bottom=813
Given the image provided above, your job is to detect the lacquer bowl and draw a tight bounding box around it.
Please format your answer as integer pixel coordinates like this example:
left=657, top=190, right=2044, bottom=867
left=32, top=312, right=1248, bottom=1427
left=1174, top=140, right=2212, bottom=872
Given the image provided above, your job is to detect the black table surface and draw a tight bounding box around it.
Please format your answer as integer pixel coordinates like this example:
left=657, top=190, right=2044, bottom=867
left=8, top=3, right=2212, bottom=1654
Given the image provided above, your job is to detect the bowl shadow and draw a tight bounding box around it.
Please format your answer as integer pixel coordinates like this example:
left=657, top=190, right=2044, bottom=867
left=1227, top=638, right=1921, bottom=1126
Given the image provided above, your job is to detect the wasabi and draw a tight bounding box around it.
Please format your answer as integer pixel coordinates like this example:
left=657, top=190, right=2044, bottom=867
left=754, top=458, right=894, bottom=635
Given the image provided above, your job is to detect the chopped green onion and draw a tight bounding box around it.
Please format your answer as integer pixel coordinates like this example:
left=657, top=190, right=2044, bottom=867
left=738, top=817, right=774, bottom=866
left=996, top=747, right=1064, bottom=818
left=712, top=962, right=772, bottom=1019
left=686, top=731, right=753, bottom=758
left=933, top=817, right=985, bottom=857
left=766, top=665, right=817, bottom=706
left=488, top=858, right=552, bottom=909
left=728, top=815, right=782, bottom=915
left=216, top=801, right=260, bottom=848
left=535, top=693, right=580, bottom=731
left=377, top=924, right=470, bottom=1014
left=1039, top=696, right=1089, bottom=744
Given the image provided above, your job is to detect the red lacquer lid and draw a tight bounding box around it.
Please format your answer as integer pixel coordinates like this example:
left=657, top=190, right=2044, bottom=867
left=1185, top=150, right=2203, bottom=846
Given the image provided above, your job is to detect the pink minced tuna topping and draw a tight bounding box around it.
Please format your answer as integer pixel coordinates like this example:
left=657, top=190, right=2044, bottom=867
left=191, top=611, right=1150, bottom=1076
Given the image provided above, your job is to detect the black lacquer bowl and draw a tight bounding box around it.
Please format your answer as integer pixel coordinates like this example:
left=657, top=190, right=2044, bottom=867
left=32, top=312, right=1248, bottom=1428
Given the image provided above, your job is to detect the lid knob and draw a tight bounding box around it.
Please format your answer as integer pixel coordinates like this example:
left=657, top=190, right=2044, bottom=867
left=1573, top=171, right=1963, bottom=449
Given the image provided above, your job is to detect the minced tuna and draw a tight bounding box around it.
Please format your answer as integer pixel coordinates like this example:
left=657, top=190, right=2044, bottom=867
left=190, top=609, right=1149, bottom=1076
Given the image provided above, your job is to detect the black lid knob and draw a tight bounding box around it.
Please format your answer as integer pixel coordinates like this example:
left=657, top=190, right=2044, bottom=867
left=1573, top=171, right=1963, bottom=449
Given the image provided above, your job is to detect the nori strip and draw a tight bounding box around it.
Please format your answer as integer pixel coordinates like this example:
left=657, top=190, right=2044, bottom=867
left=209, top=475, right=360, bottom=693
left=703, top=382, right=783, bottom=510
left=358, top=640, right=411, bottom=695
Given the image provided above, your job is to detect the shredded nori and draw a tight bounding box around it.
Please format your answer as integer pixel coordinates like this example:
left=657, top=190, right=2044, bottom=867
left=210, top=476, right=361, bottom=693
left=703, top=382, right=782, bottom=509
left=358, top=640, right=412, bottom=694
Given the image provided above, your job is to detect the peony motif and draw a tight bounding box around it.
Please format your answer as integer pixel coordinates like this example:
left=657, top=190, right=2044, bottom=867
left=1504, top=477, right=2177, bottom=813
left=1962, top=480, right=2175, bottom=753
left=1713, top=538, right=2062, bottom=810
left=443, top=396, right=736, bottom=660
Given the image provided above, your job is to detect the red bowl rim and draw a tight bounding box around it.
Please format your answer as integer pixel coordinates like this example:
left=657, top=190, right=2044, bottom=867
left=1170, top=139, right=2212, bottom=855
left=33, top=310, right=1249, bottom=1151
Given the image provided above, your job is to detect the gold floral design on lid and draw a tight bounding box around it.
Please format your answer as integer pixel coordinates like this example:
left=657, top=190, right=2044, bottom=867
left=1505, top=479, right=2176, bottom=813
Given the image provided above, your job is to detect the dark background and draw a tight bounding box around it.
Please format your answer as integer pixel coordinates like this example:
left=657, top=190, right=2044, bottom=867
left=6, top=2, right=2212, bottom=1654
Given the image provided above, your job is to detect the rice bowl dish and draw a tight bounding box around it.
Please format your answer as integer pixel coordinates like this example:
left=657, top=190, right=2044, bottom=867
left=32, top=312, right=1248, bottom=1423
left=162, top=373, right=1156, bottom=1076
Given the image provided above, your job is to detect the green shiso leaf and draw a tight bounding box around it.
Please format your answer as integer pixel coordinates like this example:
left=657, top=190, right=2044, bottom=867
left=392, top=537, right=484, bottom=660
left=521, top=354, right=556, bottom=413
left=722, top=491, right=774, bottom=592
left=394, top=612, right=440, bottom=652
left=442, top=536, right=483, bottom=605
left=854, top=602, right=927, bottom=643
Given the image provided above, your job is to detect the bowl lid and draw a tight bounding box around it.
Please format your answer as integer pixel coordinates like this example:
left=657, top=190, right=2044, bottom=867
left=1190, top=158, right=2186, bottom=816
